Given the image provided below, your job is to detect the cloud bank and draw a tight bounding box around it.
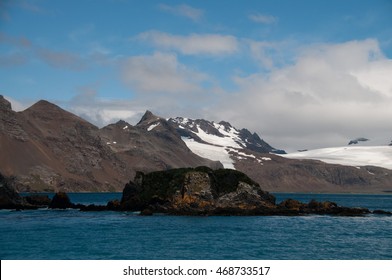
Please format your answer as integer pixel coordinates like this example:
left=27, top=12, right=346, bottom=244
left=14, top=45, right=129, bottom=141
left=65, top=38, right=392, bottom=151
left=217, top=39, right=392, bottom=151
left=3, top=29, right=391, bottom=151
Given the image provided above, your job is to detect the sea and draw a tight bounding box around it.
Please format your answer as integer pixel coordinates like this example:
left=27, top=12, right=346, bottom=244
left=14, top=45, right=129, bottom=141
left=0, top=193, right=391, bottom=260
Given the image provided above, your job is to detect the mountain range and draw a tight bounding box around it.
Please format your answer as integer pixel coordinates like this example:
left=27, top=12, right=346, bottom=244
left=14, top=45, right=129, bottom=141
left=1, top=95, right=392, bottom=193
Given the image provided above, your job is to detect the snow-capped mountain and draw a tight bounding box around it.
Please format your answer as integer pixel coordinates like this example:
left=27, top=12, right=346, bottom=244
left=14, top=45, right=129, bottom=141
left=281, top=146, right=392, bottom=170
left=2, top=95, right=392, bottom=193
left=168, top=117, right=285, bottom=169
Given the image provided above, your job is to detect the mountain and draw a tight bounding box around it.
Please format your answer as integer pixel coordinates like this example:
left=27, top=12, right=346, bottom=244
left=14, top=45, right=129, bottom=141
left=0, top=97, right=220, bottom=192
left=167, top=116, right=392, bottom=193
left=2, top=95, right=392, bottom=193
left=0, top=96, right=128, bottom=192
left=168, top=117, right=285, bottom=169
left=99, top=111, right=222, bottom=173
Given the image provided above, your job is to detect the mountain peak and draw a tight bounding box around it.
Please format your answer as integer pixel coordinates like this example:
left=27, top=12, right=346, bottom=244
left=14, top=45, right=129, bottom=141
left=22, top=99, right=97, bottom=129
left=26, top=99, right=63, bottom=113
left=218, top=120, right=233, bottom=131
left=115, top=119, right=131, bottom=127
left=137, top=110, right=160, bottom=126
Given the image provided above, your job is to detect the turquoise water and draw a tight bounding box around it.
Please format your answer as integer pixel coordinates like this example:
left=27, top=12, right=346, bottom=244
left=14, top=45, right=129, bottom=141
left=1, top=193, right=391, bottom=260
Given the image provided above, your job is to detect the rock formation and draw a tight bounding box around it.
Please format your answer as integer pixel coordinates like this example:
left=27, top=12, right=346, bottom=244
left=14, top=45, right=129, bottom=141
left=0, top=172, right=49, bottom=209
left=119, top=167, right=376, bottom=216
left=2, top=168, right=390, bottom=216
left=49, top=192, right=74, bottom=209
left=0, top=172, right=24, bottom=209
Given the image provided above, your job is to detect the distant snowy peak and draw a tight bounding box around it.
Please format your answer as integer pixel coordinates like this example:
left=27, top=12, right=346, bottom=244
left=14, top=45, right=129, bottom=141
left=168, top=117, right=284, bottom=154
left=168, top=116, right=284, bottom=169
left=281, top=146, right=392, bottom=170
left=136, top=110, right=165, bottom=132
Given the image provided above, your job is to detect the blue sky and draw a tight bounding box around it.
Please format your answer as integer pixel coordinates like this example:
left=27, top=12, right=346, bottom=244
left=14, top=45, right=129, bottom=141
left=1, top=0, right=392, bottom=151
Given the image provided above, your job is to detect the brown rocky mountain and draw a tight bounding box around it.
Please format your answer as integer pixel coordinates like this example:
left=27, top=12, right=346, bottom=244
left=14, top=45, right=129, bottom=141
left=0, top=96, right=129, bottom=191
left=1, top=95, right=392, bottom=193
left=0, top=96, right=220, bottom=192
left=99, top=110, right=222, bottom=174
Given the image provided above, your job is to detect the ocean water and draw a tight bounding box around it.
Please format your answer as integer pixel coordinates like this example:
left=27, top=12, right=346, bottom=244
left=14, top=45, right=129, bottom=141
left=0, top=193, right=391, bottom=260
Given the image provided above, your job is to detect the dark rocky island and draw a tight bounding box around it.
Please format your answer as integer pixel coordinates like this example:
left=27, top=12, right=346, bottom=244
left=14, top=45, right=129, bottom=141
left=117, top=167, right=378, bottom=216
left=1, top=168, right=391, bottom=216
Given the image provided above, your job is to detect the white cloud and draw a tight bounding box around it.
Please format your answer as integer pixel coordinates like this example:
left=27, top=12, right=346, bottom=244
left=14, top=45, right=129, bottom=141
left=215, top=39, right=392, bottom=151
left=66, top=90, right=143, bottom=127
left=249, top=13, right=278, bottom=24
left=121, top=52, right=209, bottom=94
left=138, top=31, right=239, bottom=55
left=3, top=95, right=32, bottom=111
left=158, top=4, right=203, bottom=22
left=248, top=41, right=276, bottom=69
left=351, top=60, right=392, bottom=97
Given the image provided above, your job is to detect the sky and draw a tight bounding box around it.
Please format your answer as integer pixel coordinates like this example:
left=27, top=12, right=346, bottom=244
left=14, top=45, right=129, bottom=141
left=1, top=0, right=392, bottom=152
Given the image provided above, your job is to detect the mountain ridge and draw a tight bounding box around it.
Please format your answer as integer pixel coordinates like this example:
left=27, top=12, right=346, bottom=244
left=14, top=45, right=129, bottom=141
left=1, top=96, right=392, bottom=193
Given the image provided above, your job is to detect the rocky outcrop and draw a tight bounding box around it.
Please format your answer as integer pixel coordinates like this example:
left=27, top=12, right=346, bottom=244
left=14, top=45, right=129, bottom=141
left=119, top=167, right=376, bottom=216
left=278, top=198, right=370, bottom=216
left=0, top=172, right=48, bottom=209
left=49, top=192, right=73, bottom=209
left=0, top=173, right=25, bottom=209
left=2, top=168, right=390, bottom=216
left=24, top=195, right=51, bottom=207
left=120, top=167, right=275, bottom=215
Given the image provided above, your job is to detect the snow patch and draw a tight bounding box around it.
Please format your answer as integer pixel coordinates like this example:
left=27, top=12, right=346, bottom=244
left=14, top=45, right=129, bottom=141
left=181, top=137, right=235, bottom=169
left=147, top=123, right=160, bottom=131
left=194, top=125, right=242, bottom=149
left=123, top=125, right=128, bottom=130
left=227, top=148, right=256, bottom=159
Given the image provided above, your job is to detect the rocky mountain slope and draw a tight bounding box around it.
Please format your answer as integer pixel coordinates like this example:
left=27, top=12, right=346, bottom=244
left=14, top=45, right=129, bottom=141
left=168, top=117, right=285, bottom=169
left=99, top=110, right=222, bottom=173
left=2, top=95, right=392, bottom=193
left=0, top=96, right=220, bottom=192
